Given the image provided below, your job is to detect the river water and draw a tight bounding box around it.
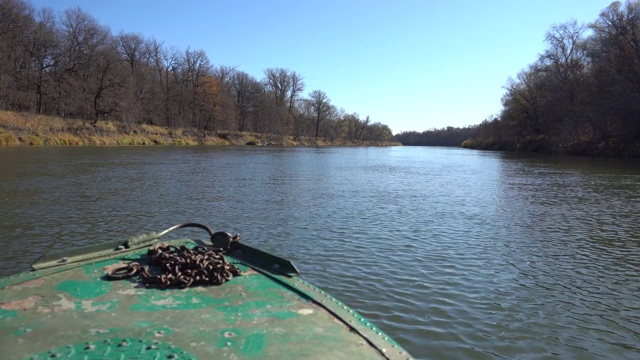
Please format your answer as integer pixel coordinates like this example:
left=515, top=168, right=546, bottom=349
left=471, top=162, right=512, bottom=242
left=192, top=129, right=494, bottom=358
left=1, top=146, right=639, bottom=359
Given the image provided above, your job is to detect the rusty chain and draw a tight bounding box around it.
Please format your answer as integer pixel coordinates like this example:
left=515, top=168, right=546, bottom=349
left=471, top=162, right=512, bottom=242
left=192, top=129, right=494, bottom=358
left=106, top=243, right=242, bottom=288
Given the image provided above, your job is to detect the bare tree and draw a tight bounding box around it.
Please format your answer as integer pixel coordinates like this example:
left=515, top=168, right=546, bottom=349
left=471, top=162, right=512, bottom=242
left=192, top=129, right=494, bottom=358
left=145, top=38, right=172, bottom=125
left=213, top=65, right=237, bottom=85
left=288, top=71, right=305, bottom=130
left=211, top=65, right=238, bottom=130
left=231, top=71, right=262, bottom=132
left=57, top=7, right=113, bottom=120
left=263, top=68, right=305, bottom=135
left=28, top=7, right=58, bottom=114
left=253, top=90, right=279, bottom=135
left=542, top=20, right=587, bottom=90
left=589, top=0, right=640, bottom=142
left=308, top=90, right=331, bottom=138
left=146, top=41, right=183, bottom=126
left=180, top=48, right=212, bottom=133
left=0, top=0, right=35, bottom=110
left=540, top=20, right=590, bottom=136
left=263, top=68, right=290, bottom=108
left=115, top=32, right=155, bottom=123
left=357, top=115, right=371, bottom=140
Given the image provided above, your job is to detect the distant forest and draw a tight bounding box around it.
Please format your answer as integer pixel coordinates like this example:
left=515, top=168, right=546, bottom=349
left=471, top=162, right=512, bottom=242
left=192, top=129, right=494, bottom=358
left=465, top=0, right=640, bottom=156
left=0, top=0, right=392, bottom=142
left=394, top=126, right=476, bottom=147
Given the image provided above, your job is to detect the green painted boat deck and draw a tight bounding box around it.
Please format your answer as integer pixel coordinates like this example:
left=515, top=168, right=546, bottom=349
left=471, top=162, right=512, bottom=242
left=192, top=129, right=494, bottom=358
left=0, top=232, right=413, bottom=359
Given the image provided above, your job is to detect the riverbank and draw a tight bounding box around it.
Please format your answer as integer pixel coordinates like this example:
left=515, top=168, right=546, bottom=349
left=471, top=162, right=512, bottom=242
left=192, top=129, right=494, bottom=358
left=461, top=134, right=640, bottom=157
left=0, top=111, right=400, bottom=147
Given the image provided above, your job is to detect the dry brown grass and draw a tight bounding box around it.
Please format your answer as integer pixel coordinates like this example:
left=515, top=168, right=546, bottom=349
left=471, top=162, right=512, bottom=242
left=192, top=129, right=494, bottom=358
left=147, top=135, right=168, bottom=145
left=141, top=124, right=170, bottom=135
left=0, top=110, right=83, bottom=134
left=0, top=129, right=19, bottom=145
left=22, top=135, right=44, bottom=145
left=47, top=133, right=84, bottom=145
left=0, top=111, right=26, bottom=129
left=0, top=111, right=399, bottom=147
left=203, top=136, right=229, bottom=145
left=87, top=136, right=119, bottom=145
left=172, top=137, right=198, bottom=146
left=95, top=121, right=118, bottom=134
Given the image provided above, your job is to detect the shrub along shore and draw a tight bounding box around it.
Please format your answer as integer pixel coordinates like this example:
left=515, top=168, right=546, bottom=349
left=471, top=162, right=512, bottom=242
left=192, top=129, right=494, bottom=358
left=0, top=111, right=400, bottom=147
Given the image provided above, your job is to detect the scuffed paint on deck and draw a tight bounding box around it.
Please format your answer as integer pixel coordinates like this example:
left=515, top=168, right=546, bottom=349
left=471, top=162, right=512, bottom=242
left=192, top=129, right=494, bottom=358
left=0, top=294, right=43, bottom=311
left=57, top=280, right=112, bottom=300
left=0, top=237, right=412, bottom=359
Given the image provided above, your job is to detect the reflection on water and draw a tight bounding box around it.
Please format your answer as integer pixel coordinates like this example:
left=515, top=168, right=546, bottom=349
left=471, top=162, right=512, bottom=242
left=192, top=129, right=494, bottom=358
left=0, top=146, right=639, bottom=359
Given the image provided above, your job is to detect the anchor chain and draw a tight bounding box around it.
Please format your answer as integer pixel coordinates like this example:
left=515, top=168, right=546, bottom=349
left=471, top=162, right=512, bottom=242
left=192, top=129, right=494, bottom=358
left=106, top=243, right=242, bottom=288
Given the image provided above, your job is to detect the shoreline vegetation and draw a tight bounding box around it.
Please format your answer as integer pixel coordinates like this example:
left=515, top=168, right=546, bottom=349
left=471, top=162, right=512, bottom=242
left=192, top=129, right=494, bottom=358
left=396, top=1, right=640, bottom=158
left=4, top=0, right=640, bottom=156
left=1, top=0, right=395, bottom=149
left=466, top=1, right=640, bottom=158
left=0, top=111, right=399, bottom=147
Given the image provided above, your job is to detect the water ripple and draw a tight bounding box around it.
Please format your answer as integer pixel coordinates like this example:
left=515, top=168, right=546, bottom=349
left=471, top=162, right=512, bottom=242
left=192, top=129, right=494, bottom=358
left=1, top=147, right=640, bottom=359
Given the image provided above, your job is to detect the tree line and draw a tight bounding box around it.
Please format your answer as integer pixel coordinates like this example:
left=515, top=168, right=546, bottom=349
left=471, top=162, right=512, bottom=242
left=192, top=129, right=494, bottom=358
left=394, top=126, right=476, bottom=147
left=465, top=0, right=640, bottom=156
left=0, top=0, right=392, bottom=142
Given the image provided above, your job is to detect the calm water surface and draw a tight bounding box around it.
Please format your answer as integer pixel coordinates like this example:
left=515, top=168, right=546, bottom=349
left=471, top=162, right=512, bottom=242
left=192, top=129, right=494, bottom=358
left=1, top=146, right=639, bottom=359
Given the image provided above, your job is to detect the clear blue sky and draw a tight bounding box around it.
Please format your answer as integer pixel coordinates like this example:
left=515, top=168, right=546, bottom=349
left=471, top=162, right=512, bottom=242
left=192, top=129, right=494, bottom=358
left=31, top=0, right=613, bottom=134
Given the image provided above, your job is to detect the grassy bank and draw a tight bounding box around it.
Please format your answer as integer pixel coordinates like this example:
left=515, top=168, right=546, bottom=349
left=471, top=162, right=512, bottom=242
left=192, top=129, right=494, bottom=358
left=0, top=111, right=399, bottom=147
